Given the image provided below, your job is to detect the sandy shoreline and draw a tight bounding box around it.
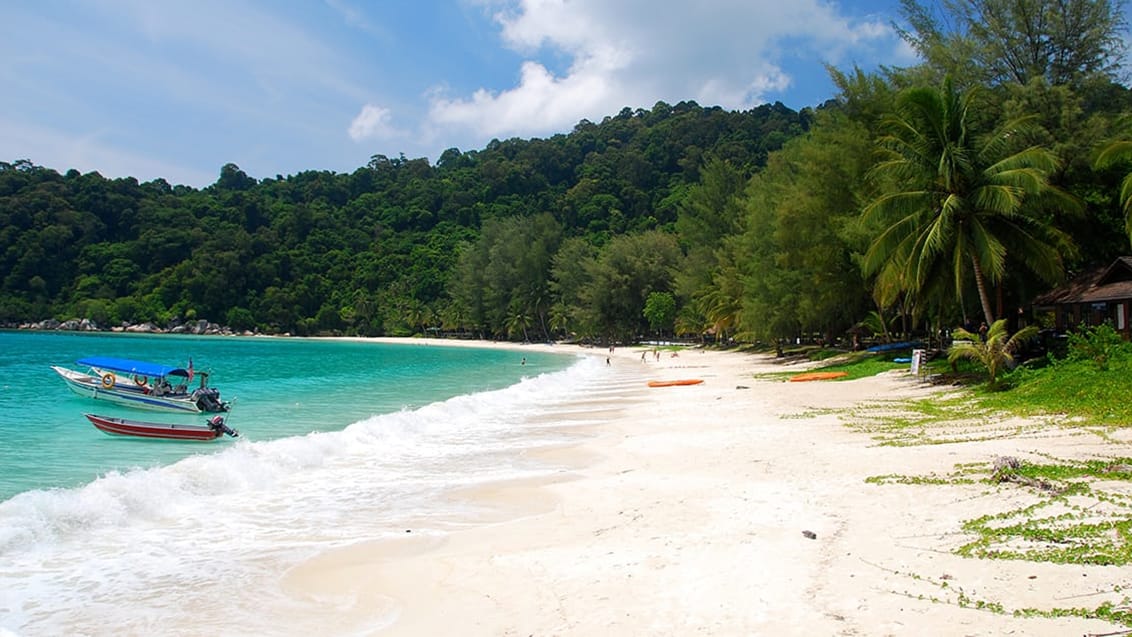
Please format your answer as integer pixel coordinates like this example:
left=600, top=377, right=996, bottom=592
left=289, top=338, right=1131, bottom=636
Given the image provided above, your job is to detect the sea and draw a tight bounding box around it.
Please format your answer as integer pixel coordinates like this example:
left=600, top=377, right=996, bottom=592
left=0, top=331, right=627, bottom=636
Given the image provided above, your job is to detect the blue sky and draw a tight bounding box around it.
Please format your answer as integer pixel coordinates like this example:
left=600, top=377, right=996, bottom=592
left=2, top=0, right=919, bottom=188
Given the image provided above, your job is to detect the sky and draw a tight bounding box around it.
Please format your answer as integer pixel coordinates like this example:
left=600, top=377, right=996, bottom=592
left=1, top=0, right=922, bottom=188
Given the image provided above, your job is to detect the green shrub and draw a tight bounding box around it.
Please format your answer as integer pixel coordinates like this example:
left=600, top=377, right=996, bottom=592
left=1067, top=322, right=1129, bottom=371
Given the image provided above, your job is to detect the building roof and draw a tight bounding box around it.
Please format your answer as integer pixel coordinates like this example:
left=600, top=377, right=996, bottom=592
left=1096, top=256, right=1132, bottom=286
left=1033, top=257, right=1132, bottom=307
left=1081, top=280, right=1132, bottom=303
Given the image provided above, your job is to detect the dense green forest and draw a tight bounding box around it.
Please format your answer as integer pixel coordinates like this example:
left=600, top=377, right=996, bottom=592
left=3, top=0, right=1132, bottom=346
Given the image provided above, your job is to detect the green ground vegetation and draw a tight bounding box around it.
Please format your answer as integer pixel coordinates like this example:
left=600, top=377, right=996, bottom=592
left=864, top=451, right=1132, bottom=625
left=779, top=322, right=1132, bottom=426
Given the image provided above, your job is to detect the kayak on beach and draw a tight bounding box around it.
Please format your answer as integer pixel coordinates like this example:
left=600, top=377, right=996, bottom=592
left=789, top=371, right=849, bottom=382
left=647, top=379, right=704, bottom=387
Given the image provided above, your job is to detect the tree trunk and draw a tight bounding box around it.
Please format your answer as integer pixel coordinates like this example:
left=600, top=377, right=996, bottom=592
left=996, top=284, right=1005, bottom=326
left=971, top=254, right=996, bottom=325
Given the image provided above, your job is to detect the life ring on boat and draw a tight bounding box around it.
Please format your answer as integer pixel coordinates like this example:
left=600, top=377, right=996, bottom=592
left=101, top=373, right=116, bottom=389
left=133, top=375, right=148, bottom=387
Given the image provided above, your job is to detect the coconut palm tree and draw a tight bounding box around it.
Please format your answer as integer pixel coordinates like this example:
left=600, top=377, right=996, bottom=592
left=505, top=304, right=532, bottom=342
left=948, top=318, right=1038, bottom=389
left=861, top=78, right=1076, bottom=327
left=695, top=285, right=741, bottom=343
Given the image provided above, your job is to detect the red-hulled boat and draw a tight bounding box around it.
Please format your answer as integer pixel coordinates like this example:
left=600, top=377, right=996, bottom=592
left=84, top=413, right=239, bottom=441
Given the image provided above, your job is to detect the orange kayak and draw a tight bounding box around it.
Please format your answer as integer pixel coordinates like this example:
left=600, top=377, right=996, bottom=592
left=789, top=371, right=848, bottom=382
left=647, top=379, right=704, bottom=387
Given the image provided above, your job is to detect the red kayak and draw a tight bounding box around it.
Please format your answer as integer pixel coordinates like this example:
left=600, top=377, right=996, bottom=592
left=85, top=413, right=238, bottom=441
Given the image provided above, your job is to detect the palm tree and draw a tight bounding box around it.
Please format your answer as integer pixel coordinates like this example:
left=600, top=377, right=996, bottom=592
left=547, top=301, right=571, bottom=341
left=695, top=287, right=740, bottom=343
left=505, top=304, right=532, bottom=342
left=948, top=319, right=1038, bottom=389
left=861, top=79, right=1075, bottom=327
left=1093, top=132, right=1132, bottom=247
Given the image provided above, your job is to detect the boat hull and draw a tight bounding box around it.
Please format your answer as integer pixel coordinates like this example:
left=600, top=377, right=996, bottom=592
left=52, top=366, right=204, bottom=414
left=84, top=414, right=225, bottom=441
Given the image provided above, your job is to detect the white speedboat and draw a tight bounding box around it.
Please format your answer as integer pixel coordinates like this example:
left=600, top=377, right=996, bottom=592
left=52, top=356, right=230, bottom=414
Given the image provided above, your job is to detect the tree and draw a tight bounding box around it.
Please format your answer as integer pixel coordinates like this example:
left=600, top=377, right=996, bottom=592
left=446, top=213, right=562, bottom=339
left=214, top=163, right=257, bottom=191
left=643, top=291, right=676, bottom=337
left=581, top=231, right=682, bottom=341
left=1, top=104, right=810, bottom=336
left=505, top=302, right=533, bottom=342
left=861, top=79, right=1075, bottom=327
left=225, top=307, right=256, bottom=331
left=549, top=237, right=598, bottom=338
left=897, top=0, right=1129, bottom=88
left=723, top=105, right=875, bottom=345
left=673, top=158, right=747, bottom=320
left=948, top=318, right=1038, bottom=388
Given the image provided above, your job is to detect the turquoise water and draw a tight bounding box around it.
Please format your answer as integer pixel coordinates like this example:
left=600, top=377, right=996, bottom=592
left=0, top=331, right=637, bottom=636
left=0, top=331, right=571, bottom=501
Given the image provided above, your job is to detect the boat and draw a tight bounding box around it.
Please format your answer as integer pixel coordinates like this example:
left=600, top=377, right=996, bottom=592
left=51, top=356, right=230, bottom=414
left=84, top=413, right=239, bottom=441
left=647, top=379, right=704, bottom=387
left=788, top=371, right=849, bottom=382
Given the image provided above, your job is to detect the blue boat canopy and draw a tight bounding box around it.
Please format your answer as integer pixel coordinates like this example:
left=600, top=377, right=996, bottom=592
left=865, top=341, right=922, bottom=353
left=76, top=357, right=190, bottom=378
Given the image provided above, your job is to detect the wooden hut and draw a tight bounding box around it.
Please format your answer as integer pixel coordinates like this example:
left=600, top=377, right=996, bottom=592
left=1032, top=257, right=1132, bottom=340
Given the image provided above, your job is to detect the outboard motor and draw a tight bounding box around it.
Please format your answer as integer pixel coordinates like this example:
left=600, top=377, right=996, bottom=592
left=207, top=415, right=239, bottom=438
left=192, top=387, right=230, bottom=413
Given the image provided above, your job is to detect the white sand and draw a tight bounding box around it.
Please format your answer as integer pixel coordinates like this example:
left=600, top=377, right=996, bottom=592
left=288, top=339, right=1132, bottom=636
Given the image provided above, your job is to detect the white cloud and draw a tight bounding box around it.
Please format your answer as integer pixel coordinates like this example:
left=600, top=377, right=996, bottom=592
left=429, top=55, right=620, bottom=136
left=1, top=1, right=388, bottom=181
left=697, top=65, right=793, bottom=108
left=348, top=104, right=398, bottom=141
left=426, top=0, right=904, bottom=142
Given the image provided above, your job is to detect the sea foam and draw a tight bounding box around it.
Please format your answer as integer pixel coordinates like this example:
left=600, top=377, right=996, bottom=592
left=0, top=356, right=607, bottom=635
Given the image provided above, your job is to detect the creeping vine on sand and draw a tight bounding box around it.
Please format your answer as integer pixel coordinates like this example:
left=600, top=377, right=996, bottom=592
left=864, top=454, right=1132, bottom=626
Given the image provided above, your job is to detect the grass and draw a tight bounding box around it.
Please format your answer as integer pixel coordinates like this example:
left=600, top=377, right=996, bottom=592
left=976, top=355, right=1132, bottom=425
left=787, top=344, right=1132, bottom=425
left=804, top=354, right=911, bottom=379
left=753, top=348, right=912, bottom=381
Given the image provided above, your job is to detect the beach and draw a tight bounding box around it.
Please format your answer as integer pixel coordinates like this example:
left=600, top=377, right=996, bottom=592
left=279, top=340, right=1132, bottom=636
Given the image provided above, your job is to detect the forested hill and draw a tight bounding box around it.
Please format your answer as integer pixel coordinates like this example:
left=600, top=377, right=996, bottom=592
left=0, top=100, right=809, bottom=338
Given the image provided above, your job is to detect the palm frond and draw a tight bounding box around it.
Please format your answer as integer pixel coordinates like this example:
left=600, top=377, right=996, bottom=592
left=1094, top=140, right=1132, bottom=169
